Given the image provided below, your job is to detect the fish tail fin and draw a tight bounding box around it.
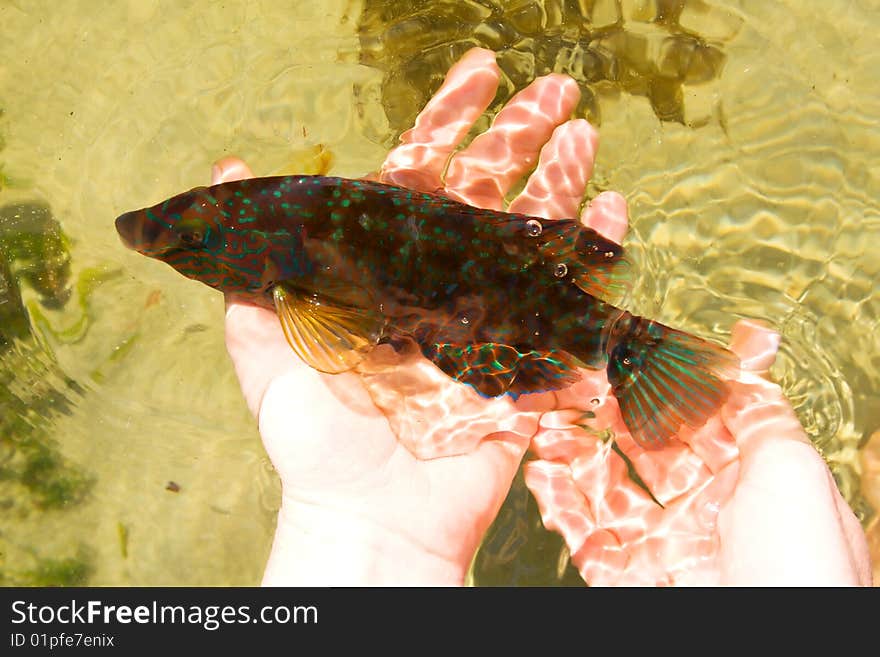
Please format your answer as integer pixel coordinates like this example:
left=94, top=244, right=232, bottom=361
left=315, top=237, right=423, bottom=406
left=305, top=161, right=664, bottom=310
left=605, top=315, right=739, bottom=448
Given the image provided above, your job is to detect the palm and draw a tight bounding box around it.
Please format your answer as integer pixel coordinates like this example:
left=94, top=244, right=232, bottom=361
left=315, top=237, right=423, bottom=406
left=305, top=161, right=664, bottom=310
left=526, top=358, right=741, bottom=585
left=233, top=324, right=529, bottom=565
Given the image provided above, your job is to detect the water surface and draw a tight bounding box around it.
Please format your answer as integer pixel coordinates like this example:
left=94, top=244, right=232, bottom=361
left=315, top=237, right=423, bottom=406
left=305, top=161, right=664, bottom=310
left=0, top=0, right=877, bottom=585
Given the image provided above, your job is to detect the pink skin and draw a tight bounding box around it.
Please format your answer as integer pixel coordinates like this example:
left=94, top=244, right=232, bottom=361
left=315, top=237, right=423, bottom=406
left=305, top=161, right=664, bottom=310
left=863, top=431, right=880, bottom=586
left=213, top=47, right=871, bottom=586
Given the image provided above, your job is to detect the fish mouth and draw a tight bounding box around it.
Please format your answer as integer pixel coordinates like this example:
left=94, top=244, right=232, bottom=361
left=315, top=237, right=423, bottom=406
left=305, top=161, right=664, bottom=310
left=115, top=210, right=160, bottom=252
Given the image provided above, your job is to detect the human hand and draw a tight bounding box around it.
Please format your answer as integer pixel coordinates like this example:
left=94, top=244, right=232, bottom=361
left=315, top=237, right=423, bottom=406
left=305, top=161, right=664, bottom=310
left=717, top=326, right=871, bottom=585
left=524, top=297, right=873, bottom=586
left=215, top=48, right=629, bottom=585
left=214, top=46, right=870, bottom=587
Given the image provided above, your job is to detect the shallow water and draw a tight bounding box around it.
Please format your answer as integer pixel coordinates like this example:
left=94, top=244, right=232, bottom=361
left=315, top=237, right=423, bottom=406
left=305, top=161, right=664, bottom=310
left=0, top=0, right=877, bottom=585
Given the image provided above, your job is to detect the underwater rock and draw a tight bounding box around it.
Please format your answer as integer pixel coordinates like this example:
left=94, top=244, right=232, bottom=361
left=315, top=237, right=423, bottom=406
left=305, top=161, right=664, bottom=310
left=0, top=200, right=93, bottom=585
left=359, top=0, right=733, bottom=134
left=0, top=202, right=72, bottom=318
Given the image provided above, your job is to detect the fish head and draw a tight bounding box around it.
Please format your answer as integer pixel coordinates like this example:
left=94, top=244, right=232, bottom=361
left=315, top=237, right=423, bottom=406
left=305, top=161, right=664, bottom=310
left=116, top=186, right=274, bottom=297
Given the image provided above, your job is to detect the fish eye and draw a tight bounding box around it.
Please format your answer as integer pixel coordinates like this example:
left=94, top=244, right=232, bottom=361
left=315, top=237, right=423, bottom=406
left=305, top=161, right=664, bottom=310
left=175, top=218, right=211, bottom=249
left=178, top=230, right=204, bottom=248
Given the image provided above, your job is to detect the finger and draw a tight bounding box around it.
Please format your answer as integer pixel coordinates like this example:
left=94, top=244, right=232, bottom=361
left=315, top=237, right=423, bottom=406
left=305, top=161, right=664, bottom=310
left=617, top=430, right=716, bottom=506
left=862, top=429, right=880, bottom=512
left=472, top=430, right=533, bottom=487
left=682, top=320, right=784, bottom=474
left=212, top=156, right=255, bottom=184
left=580, top=191, right=629, bottom=245
left=676, top=320, right=779, bottom=475
left=723, top=319, right=790, bottom=448
left=522, top=459, right=627, bottom=585
left=728, top=318, right=780, bottom=375
left=719, top=321, right=868, bottom=586
left=507, top=119, right=597, bottom=220
left=380, top=48, right=501, bottom=192
left=723, top=379, right=811, bottom=453
left=558, top=365, right=717, bottom=505
left=444, top=73, right=580, bottom=210
left=721, top=320, right=808, bottom=450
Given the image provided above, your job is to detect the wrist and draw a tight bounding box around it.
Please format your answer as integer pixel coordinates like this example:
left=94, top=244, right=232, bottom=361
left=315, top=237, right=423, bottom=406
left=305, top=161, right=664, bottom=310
left=262, top=496, right=468, bottom=586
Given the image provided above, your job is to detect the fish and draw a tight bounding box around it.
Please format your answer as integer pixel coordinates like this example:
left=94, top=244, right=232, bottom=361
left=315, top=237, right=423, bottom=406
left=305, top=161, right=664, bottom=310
left=115, top=175, right=738, bottom=448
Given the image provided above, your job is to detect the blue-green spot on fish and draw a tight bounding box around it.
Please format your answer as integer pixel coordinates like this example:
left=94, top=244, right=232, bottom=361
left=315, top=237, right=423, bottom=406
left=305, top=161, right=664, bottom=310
left=115, top=175, right=738, bottom=448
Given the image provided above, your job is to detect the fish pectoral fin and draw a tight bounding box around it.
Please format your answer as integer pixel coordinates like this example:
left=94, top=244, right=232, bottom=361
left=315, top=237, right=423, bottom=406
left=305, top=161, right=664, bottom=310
left=539, top=221, right=631, bottom=303
left=423, top=343, right=582, bottom=397
left=607, top=322, right=739, bottom=449
left=272, top=283, right=385, bottom=374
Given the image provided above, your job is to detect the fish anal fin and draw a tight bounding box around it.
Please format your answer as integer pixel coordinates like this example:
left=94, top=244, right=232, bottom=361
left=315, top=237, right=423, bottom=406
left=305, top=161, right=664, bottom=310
left=272, top=283, right=385, bottom=374
left=424, top=342, right=583, bottom=397
left=508, top=350, right=583, bottom=394
left=423, top=343, right=519, bottom=397
left=607, top=320, right=739, bottom=449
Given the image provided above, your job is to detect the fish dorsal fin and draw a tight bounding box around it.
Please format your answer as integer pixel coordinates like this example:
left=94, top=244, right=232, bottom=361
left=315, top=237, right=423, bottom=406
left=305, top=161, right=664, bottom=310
left=272, top=282, right=385, bottom=374
left=536, top=220, right=631, bottom=303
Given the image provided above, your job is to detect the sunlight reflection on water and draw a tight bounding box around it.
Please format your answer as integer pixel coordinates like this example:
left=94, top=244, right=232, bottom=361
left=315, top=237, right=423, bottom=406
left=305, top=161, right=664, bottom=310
left=0, top=0, right=877, bottom=585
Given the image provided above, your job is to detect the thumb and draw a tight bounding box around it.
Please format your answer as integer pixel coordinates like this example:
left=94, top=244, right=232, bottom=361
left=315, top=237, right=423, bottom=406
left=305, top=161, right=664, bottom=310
left=728, top=318, right=780, bottom=377
left=718, top=321, right=870, bottom=585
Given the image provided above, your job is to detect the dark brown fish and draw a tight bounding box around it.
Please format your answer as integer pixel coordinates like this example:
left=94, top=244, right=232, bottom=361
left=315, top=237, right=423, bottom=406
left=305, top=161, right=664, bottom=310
left=115, top=175, right=738, bottom=447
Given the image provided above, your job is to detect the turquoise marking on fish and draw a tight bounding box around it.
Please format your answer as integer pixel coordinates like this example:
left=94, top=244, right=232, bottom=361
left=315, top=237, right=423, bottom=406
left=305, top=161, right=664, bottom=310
left=115, top=175, right=739, bottom=448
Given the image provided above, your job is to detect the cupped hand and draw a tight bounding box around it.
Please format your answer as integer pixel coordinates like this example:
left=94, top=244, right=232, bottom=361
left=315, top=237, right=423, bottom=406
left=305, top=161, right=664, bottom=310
left=215, top=48, right=628, bottom=585
left=526, top=320, right=871, bottom=585
left=717, top=334, right=871, bottom=585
